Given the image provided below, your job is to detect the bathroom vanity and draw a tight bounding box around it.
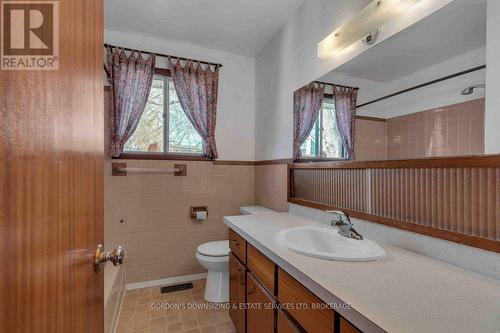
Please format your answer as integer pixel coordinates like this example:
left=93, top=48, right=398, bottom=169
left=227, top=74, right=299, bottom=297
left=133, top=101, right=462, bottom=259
left=227, top=223, right=375, bottom=333
left=224, top=213, right=500, bottom=333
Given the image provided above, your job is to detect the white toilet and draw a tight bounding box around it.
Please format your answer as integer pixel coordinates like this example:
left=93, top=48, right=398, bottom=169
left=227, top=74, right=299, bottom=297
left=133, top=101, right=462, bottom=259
left=196, top=240, right=230, bottom=303
left=196, top=206, right=277, bottom=303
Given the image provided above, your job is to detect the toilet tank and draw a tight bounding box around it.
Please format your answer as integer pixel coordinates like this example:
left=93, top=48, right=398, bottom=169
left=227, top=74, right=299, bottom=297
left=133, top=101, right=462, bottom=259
left=239, top=206, right=277, bottom=215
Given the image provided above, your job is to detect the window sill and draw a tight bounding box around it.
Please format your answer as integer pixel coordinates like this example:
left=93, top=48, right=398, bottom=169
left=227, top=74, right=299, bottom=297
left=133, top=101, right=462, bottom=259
left=294, top=158, right=347, bottom=163
left=115, top=153, right=212, bottom=161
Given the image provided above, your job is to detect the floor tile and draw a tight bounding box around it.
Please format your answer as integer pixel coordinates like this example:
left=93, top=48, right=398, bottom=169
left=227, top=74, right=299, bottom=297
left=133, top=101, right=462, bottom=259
left=115, top=280, right=234, bottom=333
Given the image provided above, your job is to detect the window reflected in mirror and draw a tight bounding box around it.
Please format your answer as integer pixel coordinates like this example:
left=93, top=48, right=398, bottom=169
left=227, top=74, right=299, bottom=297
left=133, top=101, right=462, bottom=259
left=300, top=99, right=344, bottom=159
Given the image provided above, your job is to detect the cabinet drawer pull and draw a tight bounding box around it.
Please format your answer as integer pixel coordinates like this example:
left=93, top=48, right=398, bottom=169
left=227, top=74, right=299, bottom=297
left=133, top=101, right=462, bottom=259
left=247, top=286, right=255, bottom=295
left=232, top=239, right=240, bottom=246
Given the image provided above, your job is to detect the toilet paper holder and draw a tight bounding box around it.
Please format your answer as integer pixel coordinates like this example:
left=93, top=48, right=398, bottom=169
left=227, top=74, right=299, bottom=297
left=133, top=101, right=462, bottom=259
left=191, top=206, right=208, bottom=220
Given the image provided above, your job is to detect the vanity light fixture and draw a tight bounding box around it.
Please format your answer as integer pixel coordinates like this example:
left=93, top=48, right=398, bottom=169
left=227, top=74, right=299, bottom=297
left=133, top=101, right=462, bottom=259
left=318, top=0, right=420, bottom=59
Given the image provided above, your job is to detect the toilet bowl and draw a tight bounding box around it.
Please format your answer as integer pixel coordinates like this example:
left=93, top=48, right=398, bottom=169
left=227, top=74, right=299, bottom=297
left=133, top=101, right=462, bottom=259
left=196, top=206, right=277, bottom=303
left=196, top=240, right=229, bottom=303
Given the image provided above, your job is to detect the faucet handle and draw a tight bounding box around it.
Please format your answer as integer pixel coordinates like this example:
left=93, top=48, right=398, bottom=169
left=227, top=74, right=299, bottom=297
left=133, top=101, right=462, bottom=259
left=326, top=210, right=345, bottom=216
left=326, top=210, right=351, bottom=226
left=332, top=220, right=347, bottom=227
left=327, top=210, right=363, bottom=240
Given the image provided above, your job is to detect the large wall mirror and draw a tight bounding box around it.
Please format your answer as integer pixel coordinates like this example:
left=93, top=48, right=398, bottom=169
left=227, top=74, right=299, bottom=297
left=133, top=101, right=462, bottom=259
left=294, top=0, right=488, bottom=162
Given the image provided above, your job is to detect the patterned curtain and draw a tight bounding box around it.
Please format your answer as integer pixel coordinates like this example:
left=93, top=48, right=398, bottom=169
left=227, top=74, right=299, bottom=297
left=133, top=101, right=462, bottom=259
left=293, top=82, right=325, bottom=160
left=168, top=58, right=220, bottom=159
left=333, top=85, right=358, bottom=160
left=107, top=47, right=156, bottom=157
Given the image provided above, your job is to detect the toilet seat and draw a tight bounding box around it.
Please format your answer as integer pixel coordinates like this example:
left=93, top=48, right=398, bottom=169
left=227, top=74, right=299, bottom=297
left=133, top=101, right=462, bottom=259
left=195, top=252, right=229, bottom=264
left=197, top=240, right=229, bottom=257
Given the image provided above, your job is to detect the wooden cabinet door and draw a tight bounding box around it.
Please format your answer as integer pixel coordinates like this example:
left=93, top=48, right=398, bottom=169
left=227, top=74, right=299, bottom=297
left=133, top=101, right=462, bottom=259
left=340, top=318, right=362, bottom=333
left=278, top=269, right=333, bottom=333
left=230, top=253, right=246, bottom=333
left=0, top=0, right=104, bottom=332
left=247, top=244, right=276, bottom=295
left=277, top=310, right=302, bottom=333
left=247, top=272, right=275, bottom=333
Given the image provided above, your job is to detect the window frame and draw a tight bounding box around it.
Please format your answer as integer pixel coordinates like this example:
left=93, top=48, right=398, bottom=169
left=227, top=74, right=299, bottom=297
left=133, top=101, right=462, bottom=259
left=295, top=94, right=346, bottom=162
left=115, top=68, right=211, bottom=161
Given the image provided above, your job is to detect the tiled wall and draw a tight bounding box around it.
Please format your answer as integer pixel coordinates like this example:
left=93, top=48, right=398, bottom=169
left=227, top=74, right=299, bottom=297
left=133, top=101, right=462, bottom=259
left=386, top=98, right=485, bottom=159
left=104, top=160, right=255, bottom=283
left=354, top=119, right=387, bottom=160
left=103, top=159, right=286, bottom=286
left=255, top=164, right=289, bottom=212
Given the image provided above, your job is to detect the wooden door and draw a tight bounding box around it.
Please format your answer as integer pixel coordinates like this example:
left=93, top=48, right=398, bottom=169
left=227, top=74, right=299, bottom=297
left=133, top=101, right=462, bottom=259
left=0, top=0, right=104, bottom=332
left=229, top=253, right=246, bottom=333
left=246, top=272, right=275, bottom=333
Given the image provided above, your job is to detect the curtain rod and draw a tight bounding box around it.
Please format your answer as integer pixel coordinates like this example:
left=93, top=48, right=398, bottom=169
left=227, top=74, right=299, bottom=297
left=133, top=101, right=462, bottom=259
left=314, top=80, right=359, bottom=90
left=104, top=43, right=223, bottom=68
left=357, top=64, right=486, bottom=109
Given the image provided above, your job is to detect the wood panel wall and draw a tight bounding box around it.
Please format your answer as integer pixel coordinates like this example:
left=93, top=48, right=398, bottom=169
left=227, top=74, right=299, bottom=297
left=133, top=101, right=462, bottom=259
left=294, top=169, right=368, bottom=213
left=288, top=156, right=500, bottom=252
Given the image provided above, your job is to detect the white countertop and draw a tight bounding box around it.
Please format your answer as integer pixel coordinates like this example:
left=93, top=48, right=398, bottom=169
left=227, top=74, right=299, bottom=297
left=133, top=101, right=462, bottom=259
left=224, top=213, right=500, bottom=333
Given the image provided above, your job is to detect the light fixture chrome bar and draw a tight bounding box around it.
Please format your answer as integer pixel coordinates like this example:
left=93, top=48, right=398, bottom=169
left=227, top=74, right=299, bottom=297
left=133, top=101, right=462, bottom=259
left=318, top=0, right=420, bottom=59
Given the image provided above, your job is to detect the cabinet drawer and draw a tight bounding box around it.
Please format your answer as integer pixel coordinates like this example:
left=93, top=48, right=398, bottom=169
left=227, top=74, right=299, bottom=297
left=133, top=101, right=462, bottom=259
left=340, top=318, right=362, bottom=333
left=278, top=269, right=333, bottom=333
left=247, top=272, right=275, bottom=333
left=247, top=244, right=275, bottom=295
left=277, top=310, right=302, bottom=333
left=229, top=229, right=246, bottom=264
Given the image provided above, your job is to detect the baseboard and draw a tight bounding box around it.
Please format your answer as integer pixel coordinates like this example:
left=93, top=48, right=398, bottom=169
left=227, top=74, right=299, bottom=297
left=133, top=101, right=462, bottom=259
left=125, top=273, right=208, bottom=290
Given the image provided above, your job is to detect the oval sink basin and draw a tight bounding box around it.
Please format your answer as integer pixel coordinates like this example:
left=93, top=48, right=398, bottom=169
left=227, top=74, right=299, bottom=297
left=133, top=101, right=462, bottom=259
left=277, top=226, right=386, bottom=262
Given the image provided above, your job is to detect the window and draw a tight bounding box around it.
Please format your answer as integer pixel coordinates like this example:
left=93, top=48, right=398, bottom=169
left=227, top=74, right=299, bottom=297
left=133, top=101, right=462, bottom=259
left=124, top=74, right=203, bottom=155
left=300, top=99, right=344, bottom=159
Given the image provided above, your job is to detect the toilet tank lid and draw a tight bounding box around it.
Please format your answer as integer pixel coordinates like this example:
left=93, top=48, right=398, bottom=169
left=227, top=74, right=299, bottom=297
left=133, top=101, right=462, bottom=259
left=197, top=240, right=229, bottom=257
left=240, top=206, right=277, bottom=215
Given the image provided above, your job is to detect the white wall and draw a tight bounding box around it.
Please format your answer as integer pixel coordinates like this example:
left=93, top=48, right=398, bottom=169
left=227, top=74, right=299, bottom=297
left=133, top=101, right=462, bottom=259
left=485, top=0, right=500, bottom=154
left=254, top=0, right=456, bottom=159
left=321, top=47, right=486, bottom=119
left=105, top=29, right=256, bottom=161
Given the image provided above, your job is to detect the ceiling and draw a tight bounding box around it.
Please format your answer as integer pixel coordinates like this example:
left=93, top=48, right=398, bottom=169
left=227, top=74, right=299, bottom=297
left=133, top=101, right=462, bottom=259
left=104, top=0, right=306, bottom=57
left=333, top=0, right=487, bottom=83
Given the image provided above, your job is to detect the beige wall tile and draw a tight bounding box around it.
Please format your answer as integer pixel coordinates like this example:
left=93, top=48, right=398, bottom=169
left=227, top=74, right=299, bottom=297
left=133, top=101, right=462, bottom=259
left=255, top=164, right=288, bottom=212
left=355, top=119, right=387, bottom=160
left=105, top=159, right=257, bottom=284
left=386, top=98, right=485, bottom=159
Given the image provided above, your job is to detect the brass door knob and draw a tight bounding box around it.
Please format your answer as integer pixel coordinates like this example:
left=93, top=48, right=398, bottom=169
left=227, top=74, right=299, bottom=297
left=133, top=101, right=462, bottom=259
left=94, top=244, right=125, bottom=272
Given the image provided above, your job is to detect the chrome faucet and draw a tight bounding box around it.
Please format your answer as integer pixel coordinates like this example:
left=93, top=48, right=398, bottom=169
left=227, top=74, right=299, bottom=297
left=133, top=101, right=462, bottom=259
left=327, top=210, right=363, bottom=240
